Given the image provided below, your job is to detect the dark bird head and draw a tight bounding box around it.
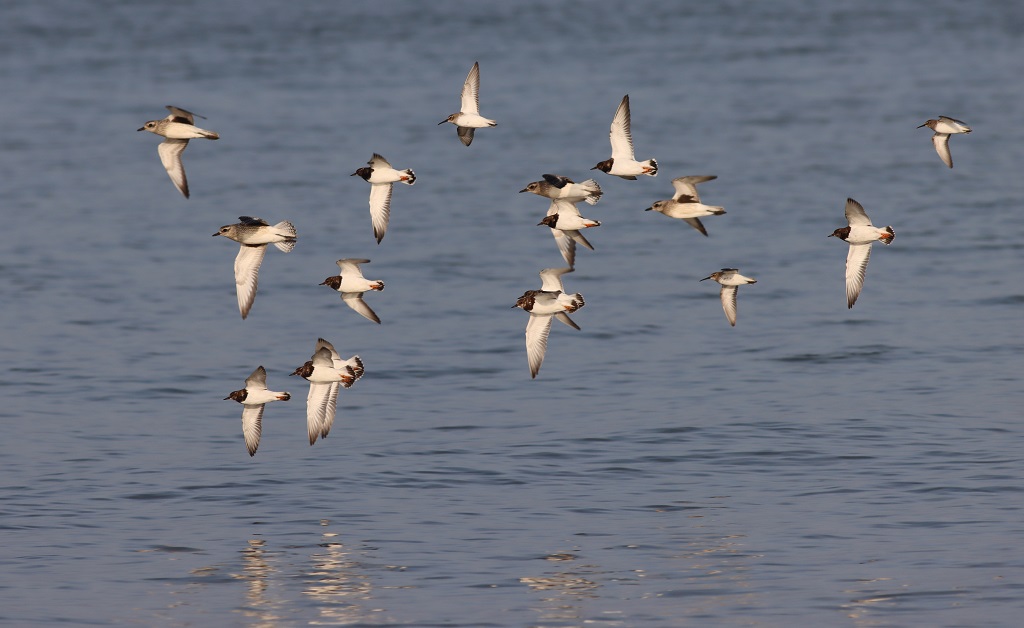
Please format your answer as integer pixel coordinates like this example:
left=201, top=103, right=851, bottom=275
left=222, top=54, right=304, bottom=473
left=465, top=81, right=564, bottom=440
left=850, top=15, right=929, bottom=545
left=290, top=362, right=314, bottom=378
left=319, top=276, right=343, bottom=290
left=537, top=215, right=559, bottom=228
left=829, top=227, right=851, bottom=240
left=351, top=167, right=372, bottom=180
left=224, top=389, right=247, bottom=402
left=591, top=159, right=613, bottom=173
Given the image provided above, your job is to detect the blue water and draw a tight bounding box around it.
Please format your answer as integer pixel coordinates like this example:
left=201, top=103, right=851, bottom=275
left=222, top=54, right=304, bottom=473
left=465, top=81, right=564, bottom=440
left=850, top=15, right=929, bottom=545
left=2, top=1, right=1023, bottom=625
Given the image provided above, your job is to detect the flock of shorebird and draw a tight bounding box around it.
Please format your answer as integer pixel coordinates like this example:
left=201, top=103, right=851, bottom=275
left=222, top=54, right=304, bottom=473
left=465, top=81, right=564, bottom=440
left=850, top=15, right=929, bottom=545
left=137, top=62, right=972, bottom=456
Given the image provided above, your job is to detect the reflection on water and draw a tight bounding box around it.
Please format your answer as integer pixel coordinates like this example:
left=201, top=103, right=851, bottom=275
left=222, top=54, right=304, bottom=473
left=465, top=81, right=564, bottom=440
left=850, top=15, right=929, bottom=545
left=235, top=538, right=284, bottom=627
left=302, top=519, right=375, bottom=625
left=521, top=551, right=606, bottom=626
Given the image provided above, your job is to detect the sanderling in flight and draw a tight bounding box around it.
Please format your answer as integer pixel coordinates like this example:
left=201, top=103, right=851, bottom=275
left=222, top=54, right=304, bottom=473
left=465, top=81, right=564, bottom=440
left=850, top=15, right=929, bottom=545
left=213, top=216, right=297, bottom=320
left=351, top=153, right=415, bottom=244
left=700, top=268, right=757, bottom=327
left=319, top=258, right=385, bottom=324
left=536, top=199, right=599, bottom=268
left=512, top=267, right=585, bottom=379
left=592, top=95, right=657, bottom=179
left=829, top=198, right=895, bottom=309
left=520, top=174, right=603, bottom=205
left=223, top=366, right=290, bottom=457
left=439, top=61, right=497, bottom=146
left=918, top=116, right=971, bottom=168
left=645, top=175, right=726, bottom=236
left=137, top=105, right=219, bottom=198
left=290, top=339, right=363, bottom=446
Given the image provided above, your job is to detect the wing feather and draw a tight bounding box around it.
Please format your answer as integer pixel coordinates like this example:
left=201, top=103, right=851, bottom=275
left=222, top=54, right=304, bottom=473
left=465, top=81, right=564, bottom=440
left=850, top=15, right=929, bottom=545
left=233, top=245, right=267, bottom=319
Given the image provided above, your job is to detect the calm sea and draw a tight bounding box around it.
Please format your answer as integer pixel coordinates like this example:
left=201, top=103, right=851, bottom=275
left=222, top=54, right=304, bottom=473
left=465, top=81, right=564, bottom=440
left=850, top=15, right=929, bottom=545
left=1, top=1, right=1023, bottom=625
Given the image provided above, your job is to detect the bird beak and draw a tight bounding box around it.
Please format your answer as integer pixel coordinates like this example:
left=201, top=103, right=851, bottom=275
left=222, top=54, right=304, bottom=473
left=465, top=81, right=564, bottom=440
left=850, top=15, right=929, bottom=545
left=136, top=127, right=145, bottom=131
left=644, top=206, right=653, bottom=211
left=916, top=123, right=927, bottom=128
left=518, top=188, right=528, bottom=193
left=437, top=119, right=448, bottom=125
left=350, top=171, right=359, bottom=176
left=589, top=165, right=599, bottom=170
left=222, top=395, right=232, bottom=400
left=699, top=276, right=711, bottom=281
left=212, top=232, right=221, bottom=237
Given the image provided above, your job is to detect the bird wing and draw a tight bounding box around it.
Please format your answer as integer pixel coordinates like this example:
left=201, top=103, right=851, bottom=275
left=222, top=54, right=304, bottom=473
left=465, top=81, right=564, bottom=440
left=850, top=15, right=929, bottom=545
left=844, top=198, right=872, bottom=227
left=457, top=126, right=475, bottom=146
left=368, top=182, right=393, bottom=244
left=720, top=285, right=739, bottom=327
left=539, top=267, right=573, bottom=292
left=241, top=404, right=264, bottom=457
left=336, top=258, right=370, bottom=277
left=245, top=366, right=268, bottom=390
left=525, top=314, right=554, bottom=379
left=550, top=229, right=576, bottom=267
left=233, top=244, right=267, bottom=319
left=683, top=217, right=709, bottom=237
left=342, top=292, right=381, bottom=324
left=554, top=312, right=580, bottom=330
left=368, top=153, right=392, bottom=168
left=609, top=94, right=635, bottom=161
left=165, top=105, right=203, bottom=123
left=845, top=243, right=872, bottom=309
left=461, top=61, right=481, bottom=114
left=671, top=175, right=716, bottom=201
left=306, top=382, right=332, bottom=445
left=157, top=139, right=190, bottom=198
left=931, top=133, right=953, bottom=168
left=542, top=174, right=571, bottom=188
left=549, top=198, right=582, bottom=219
left=320, top=382, right=340, bottom=439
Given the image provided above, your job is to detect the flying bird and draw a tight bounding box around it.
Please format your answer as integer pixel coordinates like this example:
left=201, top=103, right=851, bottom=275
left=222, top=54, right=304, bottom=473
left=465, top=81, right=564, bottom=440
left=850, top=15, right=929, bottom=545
left=319, top=258, right=385, bottom=324
left=213, top=216, right=297, bottom=319
left=351, top=153, right=415, bottom=244
left=439, top=61, right=497, bottom=146
left=592, top=95, right=657, bottom=179
left=918, top=116, right=971, bottom=168
left=512, top=267, right=585, bottom=378
left=700, top=268, right=757, bottom=327
left=828, top=198, right=895, bottom=308
left=223, top=366, right=290, bottom=457
left=645, top=175, right=726, bottom=236
left=137, top=105, right=219, bottom=198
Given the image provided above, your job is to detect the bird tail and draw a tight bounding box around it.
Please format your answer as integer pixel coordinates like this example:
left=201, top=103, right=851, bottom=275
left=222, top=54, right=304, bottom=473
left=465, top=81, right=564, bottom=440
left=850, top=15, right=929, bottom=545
left=272, top=221, right=298, bottom=252
left=577, top=179, right=603, bottom=205
left=881, top=226, right=895, bottom=244
left=401, top=169, right=416, bottom=185
left=642, top=158, right=658, bottom=176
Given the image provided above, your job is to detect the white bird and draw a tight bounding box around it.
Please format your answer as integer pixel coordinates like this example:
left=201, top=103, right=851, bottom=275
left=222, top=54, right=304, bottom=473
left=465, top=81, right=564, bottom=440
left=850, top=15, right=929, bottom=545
left=520, top=174, right=603, bottom=205
left=700, top=268, right=757, bottom=327
left=645, top=175, right=726, bottom=236
left=512, top=267, right=585, bottom=378
left=536, top=199, right=598, bottom=267
left=213, top=216, right=297, bottom=320
left=591, top=95, right=657, bottom=179
left=319, top=258, right=385, bottom=324
left=223, top=366, right=290, bottom=457
left=828, top=198, right=895, bottom=309
left=918, top=116, right=971, bottom=168
left=290, top=339, right=363, bottom=445
left=351, top=153, right=416, bottom=244
left=439, top=61, right=497, bottom=146
left=137, top=105, right=219, bottom=198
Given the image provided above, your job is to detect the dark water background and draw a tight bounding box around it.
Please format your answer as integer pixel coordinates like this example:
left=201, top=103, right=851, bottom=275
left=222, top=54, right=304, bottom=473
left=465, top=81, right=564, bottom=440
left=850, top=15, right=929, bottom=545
left=1, top=1, right=1023, bottom=625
